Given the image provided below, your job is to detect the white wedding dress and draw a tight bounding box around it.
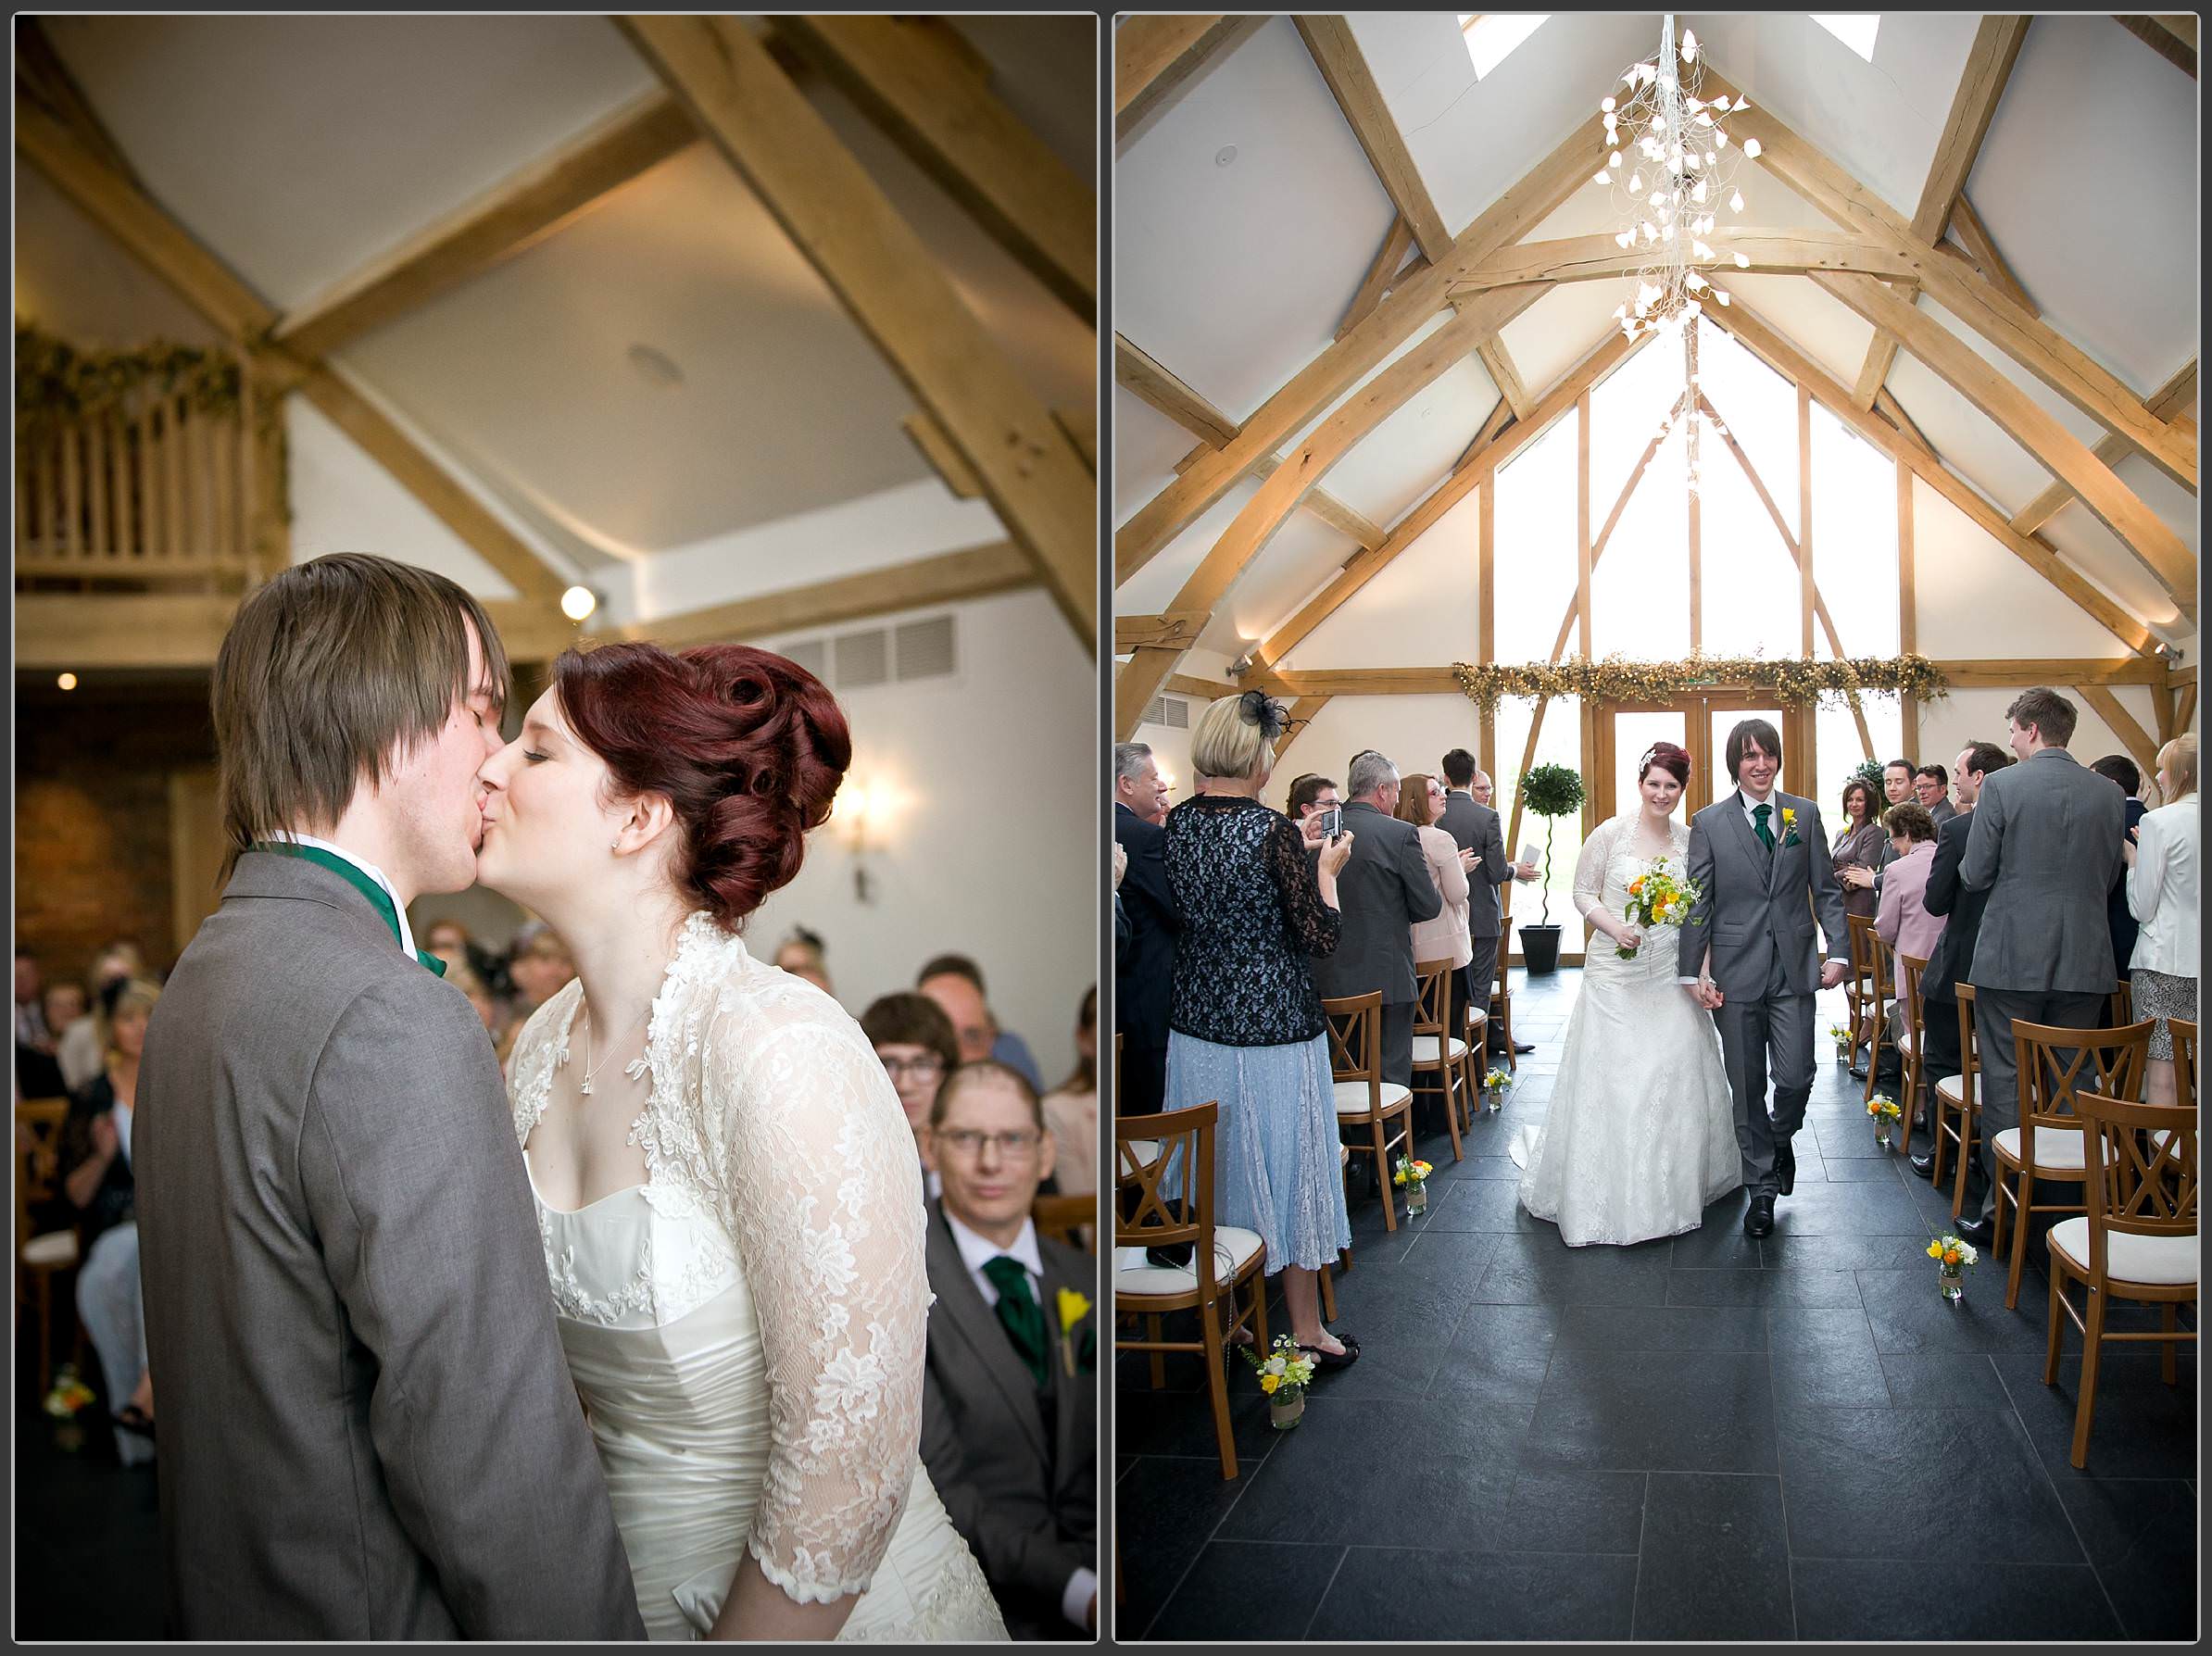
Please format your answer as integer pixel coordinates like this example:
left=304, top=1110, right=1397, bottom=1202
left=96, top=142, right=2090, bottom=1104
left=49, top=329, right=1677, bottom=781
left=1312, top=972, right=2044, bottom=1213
left=1512, top=812, right=1742, bottom=1246
left=509, top=914, right=1007, bottom=1642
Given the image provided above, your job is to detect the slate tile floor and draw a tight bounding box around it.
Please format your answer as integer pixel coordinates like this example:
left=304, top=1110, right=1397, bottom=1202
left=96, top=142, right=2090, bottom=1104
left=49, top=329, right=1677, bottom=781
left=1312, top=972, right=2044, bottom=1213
left=1117, top=968, right=2199, bottom=1642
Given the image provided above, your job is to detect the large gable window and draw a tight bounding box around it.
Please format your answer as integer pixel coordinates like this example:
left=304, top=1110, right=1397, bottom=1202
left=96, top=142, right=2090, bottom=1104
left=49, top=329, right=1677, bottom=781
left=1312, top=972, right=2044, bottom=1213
left=1458, top=14, right=1551, bottom=80
left=1810, top=15, right=1881, bottom=61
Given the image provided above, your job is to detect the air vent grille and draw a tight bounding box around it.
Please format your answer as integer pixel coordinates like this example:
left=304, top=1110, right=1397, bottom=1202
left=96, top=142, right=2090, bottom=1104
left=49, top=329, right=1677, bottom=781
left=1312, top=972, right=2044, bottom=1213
left=833, top=629, right=889, bottom=689
left=894, top=615, right=957, bottom=681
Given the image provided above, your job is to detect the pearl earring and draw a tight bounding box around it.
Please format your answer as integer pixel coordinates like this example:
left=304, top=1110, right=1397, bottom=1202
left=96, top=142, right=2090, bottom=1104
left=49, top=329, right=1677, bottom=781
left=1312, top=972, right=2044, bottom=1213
left=610, top=838, right=622, bottom=852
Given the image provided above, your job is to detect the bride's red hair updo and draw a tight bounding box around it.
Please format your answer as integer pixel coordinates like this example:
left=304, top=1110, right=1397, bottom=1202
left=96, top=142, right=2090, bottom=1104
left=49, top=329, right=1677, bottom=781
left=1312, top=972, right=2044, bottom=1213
left=553, top=641, right=851, bottom=931
left=1640, top=741, right=1692, bottom=786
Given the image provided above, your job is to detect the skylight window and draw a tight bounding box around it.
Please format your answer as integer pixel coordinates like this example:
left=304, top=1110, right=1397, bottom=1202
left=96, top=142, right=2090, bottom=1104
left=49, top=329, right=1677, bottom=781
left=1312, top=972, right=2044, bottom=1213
left=1458, top=14, right=1551, bottom=80
left=1810, top=15, right=1880, bottom=62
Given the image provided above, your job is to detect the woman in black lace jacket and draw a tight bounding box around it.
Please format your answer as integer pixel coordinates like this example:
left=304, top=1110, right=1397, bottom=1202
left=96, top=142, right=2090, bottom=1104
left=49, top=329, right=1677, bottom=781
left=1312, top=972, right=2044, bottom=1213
left=1158, top=692, right=1358, bottom=1365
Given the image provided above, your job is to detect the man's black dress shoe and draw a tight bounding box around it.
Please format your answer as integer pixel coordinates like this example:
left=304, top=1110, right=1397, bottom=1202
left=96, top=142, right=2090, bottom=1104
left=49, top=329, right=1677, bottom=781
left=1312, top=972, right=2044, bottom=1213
left=1510, top=1038, right=1536, bottom=1054
left=1953, top=1213, right=1994, bottom=1247
left=1773, top=1136, right=1795, bottom=1197
left=1909, top=1149, right=1938, bottom=1181
left=1743, top=1193, right=1776, bottom=1238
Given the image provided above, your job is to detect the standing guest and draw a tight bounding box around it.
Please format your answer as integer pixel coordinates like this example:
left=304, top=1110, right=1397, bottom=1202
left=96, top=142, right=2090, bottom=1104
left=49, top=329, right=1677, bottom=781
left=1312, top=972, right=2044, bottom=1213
left=1953, top=689, right=2123, bottom=1246
left=505, top=921, right=576, bottom=1014
left=771, top=925, right=835, bottom=997
left=1831, top=777, right=1886, bottom=922
left=1287, top=772, right=1339, bottom=823
left=919, top=955, right=1046, bottom=1094
left=2122, top=734, right=2198, bottom=1106
left=1310, top=750, right=1443, bottom=1087
left=421, top=918, right=505, bottom=994
left=1914, top=764, right=1956, bottom=824
left=1113, top=742, right=1180, bottom=1116
left=861, top=991, right=962, bottom=1194
left=1841, top=759, right=1919, bottom=898
left=1912, top=741, right=2013, bottom=1181
left=918, top=1061, right=1097, bottom=1637
left=62, top=977, right=163, bottom=1465
left=16, top=951, right=52, bottom=1051
left=443, top=961, right=500, bottom=1040
left=1162, top=692, right=1358, bottom=1365
left=1397, top=772, right=1475, bottom=1088
left=42, top=983, right=88, bottom=1085
left=1040, top=987, right=1099, bottom=1198
left=57, top=941, right=145, bottom=1094
left=2089, top=754, right=2150, bottom=996
left=1438, top=748, right=1537, bottom=1061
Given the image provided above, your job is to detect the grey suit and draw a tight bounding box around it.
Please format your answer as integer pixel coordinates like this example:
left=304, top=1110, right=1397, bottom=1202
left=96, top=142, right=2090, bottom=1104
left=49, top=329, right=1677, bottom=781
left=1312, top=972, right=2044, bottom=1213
left=1958, top=747, right=2123, bottom=1220
left=1438, top=788, right=1513, bottom=1051
left=135, top=852, right=642, bottom=1640
left=1308, top=798, right=1443, bottom=1085
left=918, top=1203, right=1096, bottom=1639
left=1680, top=792, right=1851, bottom=1197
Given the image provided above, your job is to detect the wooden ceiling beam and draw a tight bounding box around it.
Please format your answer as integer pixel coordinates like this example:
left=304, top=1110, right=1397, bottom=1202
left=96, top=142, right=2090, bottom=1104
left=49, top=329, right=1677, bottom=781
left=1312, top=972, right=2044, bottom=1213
left=1446, top=229, right=1914, bottom=294
left=1115, top=109, right=1601, bottom=585
left=2011, top=361, right=2198, bottom=536
left=1845, top=16, right=2030, bottom=409
left=1813, top=270, right=2193, bottom=620
left=2078, top=683, right=2164, bottom=778
left=1708, top=290, right=2156, bottom=656
left=1474, top=338, right=1532, bottom=421
left=1294, top=15, right=1452, bottom=262
left=1114, top=16, right=1264, bottom=140
left=1337, top=215, right=1423, bottom=341
left=1247, top=454, right=1387, bottom=551
left=1874, top=387, right=1940, bottom=460
left=1115, top=333, right=1240, bottom=446
left=272, top=93, right=697, bottom=359
left=621, top=15, right=1094, bottom=650
left=1945, top=195, right=2036, bottom=315
left=779, top=15, right=1096, bottom=323
left=14, top=18, right=142, bottom=187
left=2113, top=15, right=2198, bottom=77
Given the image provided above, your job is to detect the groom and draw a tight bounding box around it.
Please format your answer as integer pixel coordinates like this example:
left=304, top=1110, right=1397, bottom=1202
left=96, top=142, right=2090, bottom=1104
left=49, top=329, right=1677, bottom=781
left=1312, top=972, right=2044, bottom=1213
left=1678, top=719, right=1851, bottom=1237
left=135, top=555, right=643, bottom=1638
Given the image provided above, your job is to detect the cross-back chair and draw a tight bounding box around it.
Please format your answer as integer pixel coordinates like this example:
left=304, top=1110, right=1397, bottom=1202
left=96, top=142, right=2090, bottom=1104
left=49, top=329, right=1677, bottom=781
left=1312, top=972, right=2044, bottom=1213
left=1411, top=958, right=1470, bottom=1160
left=1323, top=990, right=1414, bottom=1232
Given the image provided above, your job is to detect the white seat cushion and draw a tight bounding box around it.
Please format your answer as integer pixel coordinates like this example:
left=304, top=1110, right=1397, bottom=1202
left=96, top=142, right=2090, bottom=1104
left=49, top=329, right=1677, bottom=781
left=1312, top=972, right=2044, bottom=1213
left=1897, top=1028, right=1916, bottom=1054
left=2047, top=1217, right=2199, bottom=1286
left=1114, top=1226, right=1266, bottom=1298
left=1936, top=1073, right=1978, bottom=1107
left=1334, top=1080, right=1414, bottom=1117
left=1411, top=1035, right=1469, bottom=1064
left=20, top=1230, right=77, bottom=1268
left=1992, top=1125, right=2087, bottom=1172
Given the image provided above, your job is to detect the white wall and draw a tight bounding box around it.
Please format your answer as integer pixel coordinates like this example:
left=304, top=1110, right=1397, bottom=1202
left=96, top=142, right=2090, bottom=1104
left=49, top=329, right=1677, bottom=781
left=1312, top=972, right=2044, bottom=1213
left=1909, top=477, right=2138, bottom=661
left=1918, top=685, right=2182, bottom=807
left=750, top=586, right=1097, bottom=1088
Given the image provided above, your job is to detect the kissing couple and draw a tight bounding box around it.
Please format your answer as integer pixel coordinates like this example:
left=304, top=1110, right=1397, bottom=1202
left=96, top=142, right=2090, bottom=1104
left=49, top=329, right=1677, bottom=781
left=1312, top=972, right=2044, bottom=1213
left=133, top=554, right=1008, bottom=1640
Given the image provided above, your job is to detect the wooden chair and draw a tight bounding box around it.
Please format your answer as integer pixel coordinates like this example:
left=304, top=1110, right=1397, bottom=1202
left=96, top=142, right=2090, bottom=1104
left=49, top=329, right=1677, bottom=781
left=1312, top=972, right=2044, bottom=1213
left=1992, top=1019, right=2153, bottom=1310
left=2174, top=1019, right=2198, bottom=1111
left=1324, top=990, right=1415, bottom=1232
left=1112, top=1103, right=1268, bottom=1478
left=1033, top=1191, right=1098, bottom=1254
left=1843, top=912, right=1878, bottom=1067
left=1934, top=984, right=1984, bottom=1215
left=15, top=1098, right=82, bottom=1397
left=1486, top=929, right=1514, bottom=1071
left=1862, top=927, right=1896, bottom=1105
left=2043, top=1088, right=2195, bottom=1467
left=1894, top=952, right=1929, bottom=1148
left=2110, top=980, right=2133, bottom=1029
left=1410, top=958, right=1469, bottom=1160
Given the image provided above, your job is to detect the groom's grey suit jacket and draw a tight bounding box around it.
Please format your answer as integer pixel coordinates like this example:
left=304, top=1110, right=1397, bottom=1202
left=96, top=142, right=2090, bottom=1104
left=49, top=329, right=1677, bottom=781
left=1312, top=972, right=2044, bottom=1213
left=1678, top=791, right=1851, bottom=997
left=135, top=851, right=643, bottom=1640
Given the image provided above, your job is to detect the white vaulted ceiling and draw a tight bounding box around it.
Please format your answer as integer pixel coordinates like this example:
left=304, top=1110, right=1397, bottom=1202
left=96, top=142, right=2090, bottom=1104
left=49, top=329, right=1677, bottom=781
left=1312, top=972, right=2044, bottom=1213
left=1113, top=11, right=2200, bottom=681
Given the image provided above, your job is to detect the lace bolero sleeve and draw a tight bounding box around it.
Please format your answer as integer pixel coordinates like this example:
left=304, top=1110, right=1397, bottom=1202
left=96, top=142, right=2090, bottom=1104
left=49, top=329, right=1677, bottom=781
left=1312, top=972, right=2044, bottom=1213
left=699, top=974, right=930, bottom=1606
left=1572, top=816, right=1619, bottom=921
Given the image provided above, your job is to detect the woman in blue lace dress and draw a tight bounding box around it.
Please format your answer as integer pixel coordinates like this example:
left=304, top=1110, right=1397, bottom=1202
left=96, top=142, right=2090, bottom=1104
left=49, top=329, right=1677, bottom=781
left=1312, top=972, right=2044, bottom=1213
left=1157, top=692, right=1357, bottom=1365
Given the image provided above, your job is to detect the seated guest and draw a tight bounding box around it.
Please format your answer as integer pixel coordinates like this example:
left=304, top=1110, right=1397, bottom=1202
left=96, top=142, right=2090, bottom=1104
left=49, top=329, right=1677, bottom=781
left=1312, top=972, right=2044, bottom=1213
left=772, top=925, right=835, bottom=998
left=57, top=942, right=145, bottom=1095
left=2090, top=754, right=2150, bottom=994
left=1914, top=764, right=1956, bottom=824
left=61, top=976, right=163, bottom=1465
left=1114, top=743, right=1180, bottom=1115
left=918, top=1061, right=1097, bottom=1637
left=42, top=982, right=87, bottom=1086
left=1040, top=986, right=1099, bottom=1197
left=2123, top=734, right=2198, bottom=1105
left=1395, top=772, right=1474, bottom=1098
left=1912, top=741, right=2012, bottom=1182
left=15, top=950, right=64, bottom=1099
left=919, top=954, right=1045, bottom=1092
left=1954, top=689, right=2122, bottom=1247
left=861, top=991, right=962, bottom=1196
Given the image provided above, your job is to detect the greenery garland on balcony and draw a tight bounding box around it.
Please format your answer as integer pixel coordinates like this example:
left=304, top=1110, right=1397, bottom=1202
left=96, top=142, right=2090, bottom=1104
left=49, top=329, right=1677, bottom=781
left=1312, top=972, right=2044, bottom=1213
left=16, top=321, right=243, bottom=423
left=1451, top=653, right=1947, bottom=712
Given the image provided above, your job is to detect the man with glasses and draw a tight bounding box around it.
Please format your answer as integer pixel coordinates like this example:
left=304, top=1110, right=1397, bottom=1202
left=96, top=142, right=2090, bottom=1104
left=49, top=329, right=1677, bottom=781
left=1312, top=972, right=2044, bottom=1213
left=861, top=992, right=961, bottom=1198
left=918, top=1061, right=1097, bottom=1637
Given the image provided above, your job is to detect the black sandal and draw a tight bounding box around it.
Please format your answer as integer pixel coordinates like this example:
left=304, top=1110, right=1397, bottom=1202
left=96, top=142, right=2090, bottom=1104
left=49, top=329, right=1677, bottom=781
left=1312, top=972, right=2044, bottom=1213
left=113, top=1404, right=156, bottom=1440
left=1296, top=1334, right=1361, bottom=1372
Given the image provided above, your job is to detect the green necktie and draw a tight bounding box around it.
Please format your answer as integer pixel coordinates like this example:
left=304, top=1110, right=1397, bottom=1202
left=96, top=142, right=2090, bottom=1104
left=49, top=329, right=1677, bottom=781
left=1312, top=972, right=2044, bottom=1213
left=251, top=843, right=447, bottom=977
left=982, top=1255, right=1049, bottom=1389
left=1753, top=803, right=1775, bottom=852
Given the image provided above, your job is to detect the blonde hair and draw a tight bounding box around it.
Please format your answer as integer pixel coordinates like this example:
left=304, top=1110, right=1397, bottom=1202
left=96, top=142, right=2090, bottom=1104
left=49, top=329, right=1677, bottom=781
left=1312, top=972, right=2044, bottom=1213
left=99, top=978, right=162, bottom=1065
left=1190, top=695, right=1274, bottom=782
left=2157, top=733, right=2198, bottom=797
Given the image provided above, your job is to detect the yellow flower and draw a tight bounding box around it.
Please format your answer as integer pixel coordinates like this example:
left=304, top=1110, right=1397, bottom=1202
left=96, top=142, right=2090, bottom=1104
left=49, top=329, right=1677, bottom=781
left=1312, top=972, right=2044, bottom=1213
left=1259, top=1374, right=1280, bottom=1395
left=1057, top=1287, right=1092, bottom=1335
left=1927, top=1241, right=1943, bottom=1259
left=1781, top=808, right=1797, bottom=824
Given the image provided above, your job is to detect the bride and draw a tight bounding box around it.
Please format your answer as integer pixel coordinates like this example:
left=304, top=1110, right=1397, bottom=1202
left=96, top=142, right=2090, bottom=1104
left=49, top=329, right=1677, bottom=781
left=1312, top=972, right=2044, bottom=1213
left=474, top=640, right=1006, bottom=1642
left=1512, top=743, right=1741, bottom=1246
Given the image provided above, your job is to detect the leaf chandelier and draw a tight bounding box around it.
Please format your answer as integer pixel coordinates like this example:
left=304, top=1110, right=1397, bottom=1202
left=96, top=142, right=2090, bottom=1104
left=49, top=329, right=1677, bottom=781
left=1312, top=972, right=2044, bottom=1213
left=1593, top=16, right=1761, bottom=495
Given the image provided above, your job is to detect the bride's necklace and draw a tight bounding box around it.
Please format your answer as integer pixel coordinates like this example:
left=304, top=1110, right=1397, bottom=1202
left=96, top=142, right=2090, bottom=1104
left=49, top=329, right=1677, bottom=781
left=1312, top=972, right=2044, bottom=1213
left=575, top=1001, right=651, bottom=1097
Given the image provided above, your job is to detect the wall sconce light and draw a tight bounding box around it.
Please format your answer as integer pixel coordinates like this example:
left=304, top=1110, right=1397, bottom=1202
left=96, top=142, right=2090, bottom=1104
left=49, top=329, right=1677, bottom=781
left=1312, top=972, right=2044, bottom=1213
left=561, top=585, right=599, bottom=622
left=834, top=775, right=902, bottom=904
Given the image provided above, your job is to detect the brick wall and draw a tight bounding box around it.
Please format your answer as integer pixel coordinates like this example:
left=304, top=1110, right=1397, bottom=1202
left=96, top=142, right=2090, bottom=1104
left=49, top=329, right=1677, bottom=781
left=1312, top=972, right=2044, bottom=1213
left=15, top=680, right=216, bottom=986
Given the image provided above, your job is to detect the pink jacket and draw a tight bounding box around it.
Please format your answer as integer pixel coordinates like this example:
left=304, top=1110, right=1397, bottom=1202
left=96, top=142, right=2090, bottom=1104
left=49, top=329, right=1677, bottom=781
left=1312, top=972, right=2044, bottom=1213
left=1875, top=839, right=1945, bottom=998
left=1411, top=822, right=1474, bottom=972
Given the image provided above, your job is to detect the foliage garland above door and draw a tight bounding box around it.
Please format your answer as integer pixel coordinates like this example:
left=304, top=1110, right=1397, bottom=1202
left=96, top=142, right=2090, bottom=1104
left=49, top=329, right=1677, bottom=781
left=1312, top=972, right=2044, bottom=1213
left=1452, top=652, right=1946, bottom=713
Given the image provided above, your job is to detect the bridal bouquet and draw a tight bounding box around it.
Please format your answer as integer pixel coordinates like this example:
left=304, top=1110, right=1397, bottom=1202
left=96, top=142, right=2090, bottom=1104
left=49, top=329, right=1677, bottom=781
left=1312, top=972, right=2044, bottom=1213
left=1620, top=857, right=1702, bottom=959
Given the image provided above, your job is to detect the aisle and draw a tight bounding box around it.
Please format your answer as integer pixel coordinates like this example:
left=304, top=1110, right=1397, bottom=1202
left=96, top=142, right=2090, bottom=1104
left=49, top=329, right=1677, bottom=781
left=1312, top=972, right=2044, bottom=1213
left=1116, top=969, right=2197, bottom=1641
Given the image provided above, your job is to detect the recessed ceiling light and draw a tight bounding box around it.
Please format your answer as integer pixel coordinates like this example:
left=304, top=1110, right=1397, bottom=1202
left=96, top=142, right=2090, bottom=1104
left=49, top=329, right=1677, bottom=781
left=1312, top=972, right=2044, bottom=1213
left=1215, top=145, right=1238, bottom=168
left=626, top=344, right=684, bottom=389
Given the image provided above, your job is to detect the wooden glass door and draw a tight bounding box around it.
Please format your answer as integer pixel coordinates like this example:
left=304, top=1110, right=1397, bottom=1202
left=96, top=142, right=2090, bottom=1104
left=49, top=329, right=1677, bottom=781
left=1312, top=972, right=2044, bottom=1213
left=1594, top=696, right=1815, bottom=819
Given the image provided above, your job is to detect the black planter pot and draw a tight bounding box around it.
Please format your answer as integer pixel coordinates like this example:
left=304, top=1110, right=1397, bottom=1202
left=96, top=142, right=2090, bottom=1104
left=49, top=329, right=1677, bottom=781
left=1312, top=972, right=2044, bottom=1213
left=1519, top=923, right=1563, bottom=976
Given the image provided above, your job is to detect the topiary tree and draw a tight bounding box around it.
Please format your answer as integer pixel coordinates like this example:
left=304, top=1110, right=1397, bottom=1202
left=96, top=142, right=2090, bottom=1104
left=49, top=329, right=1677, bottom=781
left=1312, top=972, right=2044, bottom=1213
left=1518, top=762, right=1586, bottom=926
left=1845, top=758, right=1884, bottom=797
